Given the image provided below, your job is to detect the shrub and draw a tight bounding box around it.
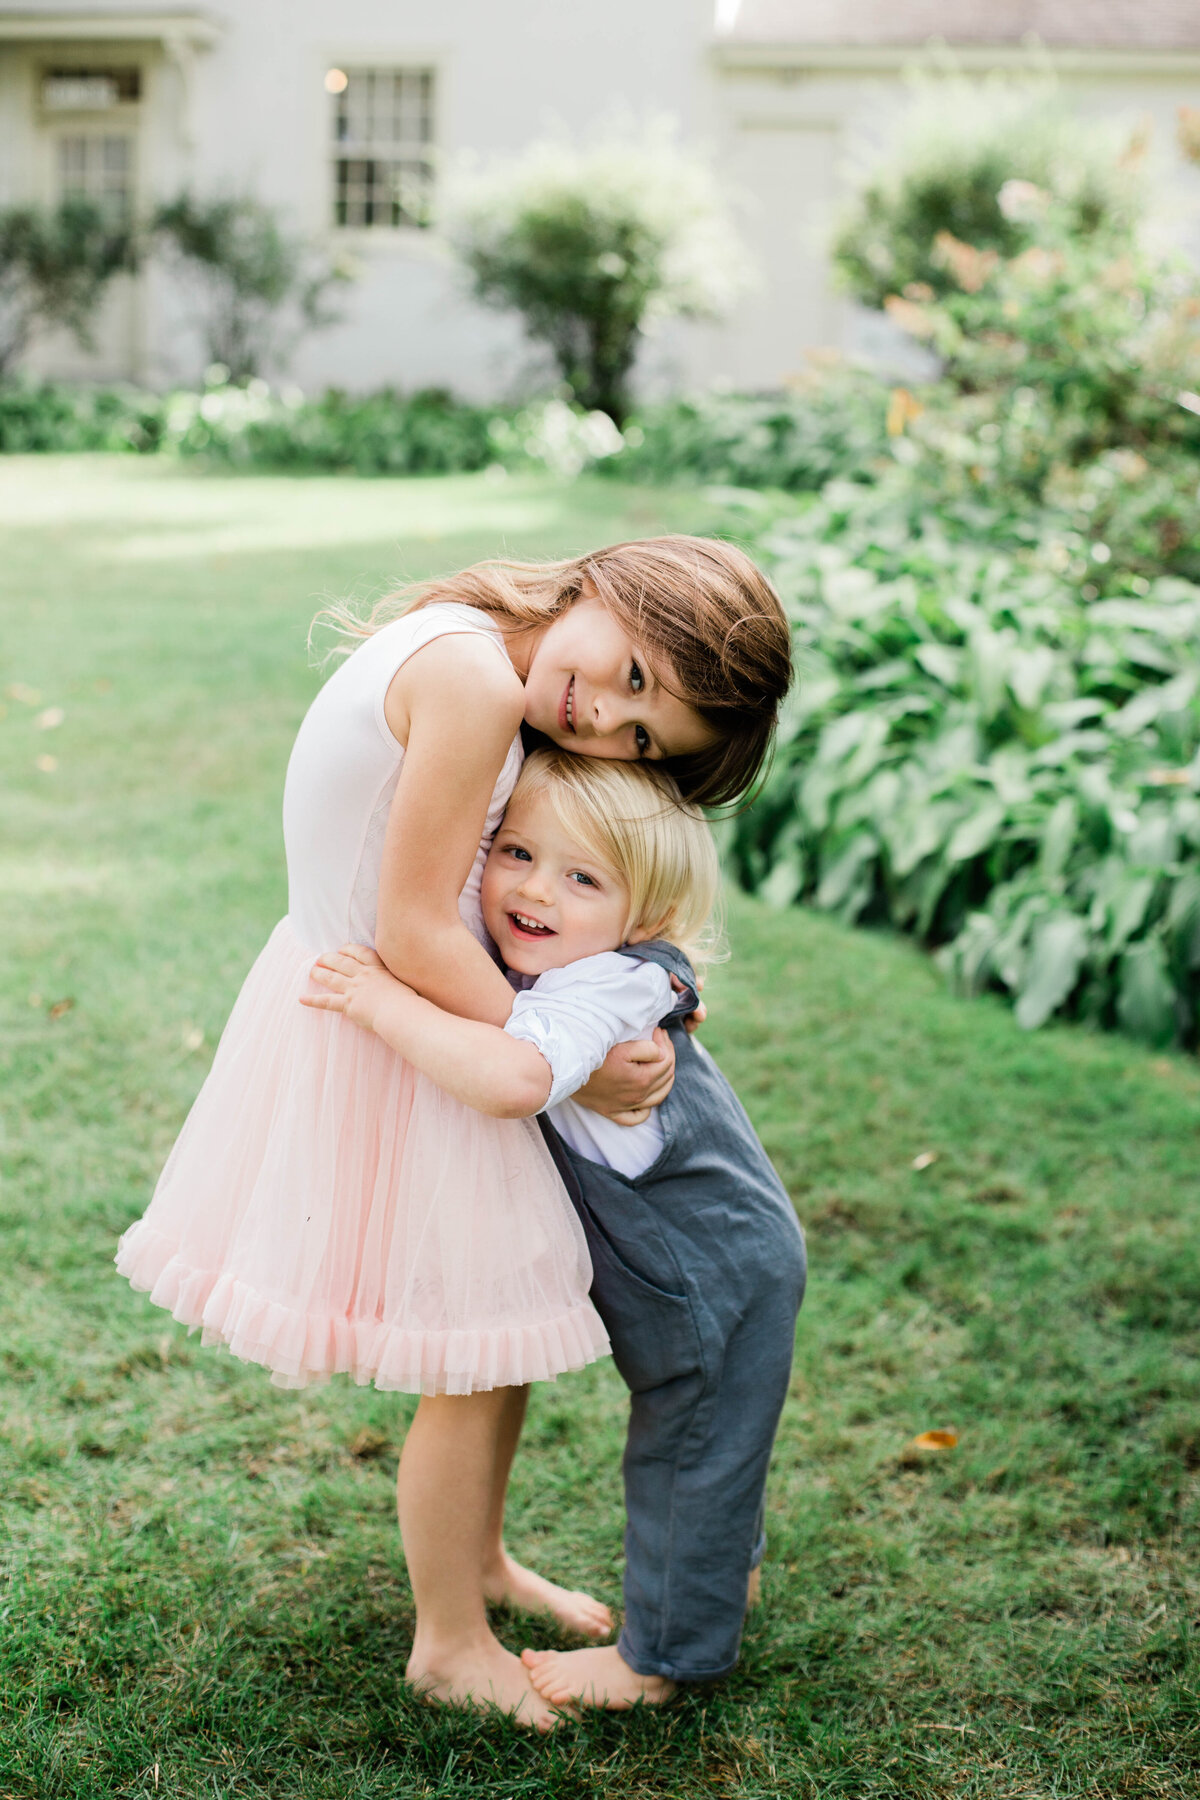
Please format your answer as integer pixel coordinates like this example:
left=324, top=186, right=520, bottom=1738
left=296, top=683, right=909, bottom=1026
left=834, top=82, right=1141, bottom=308
left=153, top=194, right=351, bottom=383
left=169, top=384, right=499, bottom=474
left=445, top=133, right=745, bottom=424
left=0, top=379, right=163, bottom=451
left=0, top=199, right=134, bottom=376
left=604, top=374, right=891, bottom=492
left=727, top=468, right=1200, bottom=1046
left=882, top=233, right=1200, bottom=478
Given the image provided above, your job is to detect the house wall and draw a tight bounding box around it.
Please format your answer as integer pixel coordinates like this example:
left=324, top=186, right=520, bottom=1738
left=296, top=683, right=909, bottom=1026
left=2, top=4, right=1199, bottom=396
left=1, top=0, right=716, bottom=393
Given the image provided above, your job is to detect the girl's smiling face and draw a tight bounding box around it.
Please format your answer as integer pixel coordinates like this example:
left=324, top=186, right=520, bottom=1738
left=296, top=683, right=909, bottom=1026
left=515, top=592, right=717, bottom=766
left=481, top=785, right=633, bottom=977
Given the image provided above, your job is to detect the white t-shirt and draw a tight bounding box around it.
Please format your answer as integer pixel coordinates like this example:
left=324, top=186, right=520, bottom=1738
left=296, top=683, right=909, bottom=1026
left=505, top=952, right=674, bottom=1180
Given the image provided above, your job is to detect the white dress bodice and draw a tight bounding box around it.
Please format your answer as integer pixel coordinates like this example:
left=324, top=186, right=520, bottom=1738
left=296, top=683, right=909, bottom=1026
left=281, top=604, right=523, bottom=953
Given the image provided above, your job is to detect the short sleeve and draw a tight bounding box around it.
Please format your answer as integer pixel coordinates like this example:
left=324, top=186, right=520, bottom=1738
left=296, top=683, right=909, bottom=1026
left=504, top=954, right=673, bottom=1109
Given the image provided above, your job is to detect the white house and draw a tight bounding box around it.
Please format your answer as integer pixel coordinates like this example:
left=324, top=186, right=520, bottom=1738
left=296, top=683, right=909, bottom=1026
left=1, top=0, right=1198, bottom=396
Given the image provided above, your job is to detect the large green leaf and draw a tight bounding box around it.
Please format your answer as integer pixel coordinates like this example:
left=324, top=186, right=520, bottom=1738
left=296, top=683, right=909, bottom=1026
left=1038, top=796, right=1078, bottom=881
left=945, top=800, right=1006, bottom=866
left=1106, top=872, right=1157, bottom=952
left=1165, top=871, right=1200, bottom=971
left=913, top=641, right=963, bottom=686
left=815, top=832, right=878, bottom=914
left=1014, top=912, right=1089, bottom=1030
left=1116, top=939, right=1178, bottom=1045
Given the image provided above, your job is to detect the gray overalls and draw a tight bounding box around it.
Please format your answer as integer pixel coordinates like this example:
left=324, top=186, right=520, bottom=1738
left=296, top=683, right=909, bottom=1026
left=539, top=941, right=807, bottom=1684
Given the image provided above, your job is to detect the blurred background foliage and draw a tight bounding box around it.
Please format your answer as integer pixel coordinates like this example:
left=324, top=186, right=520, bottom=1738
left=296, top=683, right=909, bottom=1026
left=831, top=83, right=1143, bottom=309
left=4, top=85, right=1200, bottom=1047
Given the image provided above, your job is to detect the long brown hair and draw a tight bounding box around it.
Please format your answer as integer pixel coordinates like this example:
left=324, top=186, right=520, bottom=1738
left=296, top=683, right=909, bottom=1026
left=319, top=535, right=792, bottom=807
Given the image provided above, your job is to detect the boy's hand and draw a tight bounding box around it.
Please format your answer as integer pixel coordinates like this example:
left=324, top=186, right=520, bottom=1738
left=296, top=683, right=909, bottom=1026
left=671, top=971, right=707, bottom=1034
left=301, top=944, right=410, bottom=1034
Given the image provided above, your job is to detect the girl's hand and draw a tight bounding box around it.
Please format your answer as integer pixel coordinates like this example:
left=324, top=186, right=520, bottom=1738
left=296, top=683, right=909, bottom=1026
left=573, top=1028, right=676, bottom=1127
left=301, top=945, right=409, bottom=1035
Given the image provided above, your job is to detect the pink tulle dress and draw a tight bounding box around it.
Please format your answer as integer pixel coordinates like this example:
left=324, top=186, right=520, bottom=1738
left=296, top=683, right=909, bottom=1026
left=116, top=603, right=610, bottom=1395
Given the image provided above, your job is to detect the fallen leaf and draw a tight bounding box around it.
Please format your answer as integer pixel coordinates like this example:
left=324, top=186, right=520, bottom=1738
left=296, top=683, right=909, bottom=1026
left=911, top=1150, right=938, bottom=1171
left=7, top=682, right=41, bottom=704
left=35, top=754, right=58, bottom=773
left=900, top=1428, right=959, bottom=1465
left=48, top=997, right=74, bottom=1020
left=34, top=706, right=64, bottom=731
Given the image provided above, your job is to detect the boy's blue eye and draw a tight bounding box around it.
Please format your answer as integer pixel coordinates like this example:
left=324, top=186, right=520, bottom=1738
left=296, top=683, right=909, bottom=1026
left=630, top=660, right=644, bottom=693
left=507, top=845, right=532, bottom=861
left=570, top=871, right=596, bottom=887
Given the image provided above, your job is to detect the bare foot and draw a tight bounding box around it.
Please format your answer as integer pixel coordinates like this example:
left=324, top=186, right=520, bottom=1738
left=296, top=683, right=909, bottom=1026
left=522, top=1644, right=676, bottom=1711
left=746, top=1565, right=762, bottom=1609
left=484, top=1549, right=613, bottom=1639
left=408, top=1637, right=563, bottom=1731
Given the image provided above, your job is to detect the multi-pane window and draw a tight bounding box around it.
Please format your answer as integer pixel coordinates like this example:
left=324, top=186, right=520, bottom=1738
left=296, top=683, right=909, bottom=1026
left=331, top=68, right=435, bottom=229
left=57, top=134, right=134, bottom=226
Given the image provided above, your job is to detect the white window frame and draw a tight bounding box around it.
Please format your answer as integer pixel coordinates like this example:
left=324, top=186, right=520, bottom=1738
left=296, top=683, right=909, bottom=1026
left=328, top=64, right=438, bottom=235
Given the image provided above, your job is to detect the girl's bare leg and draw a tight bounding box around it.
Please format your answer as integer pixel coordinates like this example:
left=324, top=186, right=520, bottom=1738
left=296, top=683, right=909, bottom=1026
left=398, top=1388, right=558, bottom=1729
left=480, top=1385, right=613, bottom=1639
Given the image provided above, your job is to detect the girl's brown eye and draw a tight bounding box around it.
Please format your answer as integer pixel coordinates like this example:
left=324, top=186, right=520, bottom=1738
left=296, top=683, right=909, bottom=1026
left=635, top=724, right=650, bottom=755
left=630, top=660, right=645, bottom=693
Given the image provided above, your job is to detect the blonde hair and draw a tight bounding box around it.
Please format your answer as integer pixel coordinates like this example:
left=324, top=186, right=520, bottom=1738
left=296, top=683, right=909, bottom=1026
left=509, top=748, right=723, bottom=974
left=317, top=535, right=792, bottom=809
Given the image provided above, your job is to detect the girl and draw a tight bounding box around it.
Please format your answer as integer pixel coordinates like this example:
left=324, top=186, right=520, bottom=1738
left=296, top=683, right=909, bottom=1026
left=304, top=750, right=807, bottom=1711
left=116, top=536, right=791, bottom=1728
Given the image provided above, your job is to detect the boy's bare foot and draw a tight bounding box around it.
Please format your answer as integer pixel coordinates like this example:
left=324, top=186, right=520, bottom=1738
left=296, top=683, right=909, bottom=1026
left=522, top=1644, right=676, bottom=1710
left=484, top=1550, right=613, bottom=1639
left=408, top=1638, right=564, bottom=1731
left=746, top=1565, right=762, bottom=1608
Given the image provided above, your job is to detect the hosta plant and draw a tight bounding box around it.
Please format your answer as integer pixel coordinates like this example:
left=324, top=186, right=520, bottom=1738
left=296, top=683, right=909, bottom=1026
left=729, top=485, right=1200, bottom=1046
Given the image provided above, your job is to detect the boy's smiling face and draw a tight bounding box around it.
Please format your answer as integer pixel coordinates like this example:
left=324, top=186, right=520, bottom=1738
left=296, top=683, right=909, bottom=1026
left=481, top=785, right=632, bottom=977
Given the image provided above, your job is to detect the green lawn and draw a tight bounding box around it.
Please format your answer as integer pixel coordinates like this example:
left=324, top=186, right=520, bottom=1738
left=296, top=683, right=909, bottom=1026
left=1, top=459, right=1197, bottom=1799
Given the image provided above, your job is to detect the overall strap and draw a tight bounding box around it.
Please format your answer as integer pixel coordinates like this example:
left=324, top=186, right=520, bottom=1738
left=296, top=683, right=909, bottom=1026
left=616, top=940, right=700, bottom=1025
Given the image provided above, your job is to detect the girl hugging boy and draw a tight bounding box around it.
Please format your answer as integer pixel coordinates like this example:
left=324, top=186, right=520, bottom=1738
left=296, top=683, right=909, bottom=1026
left=116, top=535, right=804, bottom=1728
left=305, top=750, right=807, bottom=1711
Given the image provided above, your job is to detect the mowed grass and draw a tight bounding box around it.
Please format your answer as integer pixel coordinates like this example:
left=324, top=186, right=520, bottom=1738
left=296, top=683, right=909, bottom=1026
left=1, top=458, right=1198, bottom=1799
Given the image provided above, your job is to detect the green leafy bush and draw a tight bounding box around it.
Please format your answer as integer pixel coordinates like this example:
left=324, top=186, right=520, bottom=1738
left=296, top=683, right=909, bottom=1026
left=446, top=133, right=745, bottom=424
left=833, top=82, right=1140, bottom=308
left=0, top=199, right=134, bottom=375
left=728, top=476, right=1200, bottom=1045
left=603, top=375, right=891, bottom=492
left=0, top=380, right=163, bottom=452
left=167, top=383, right=500, bottom=473
left=153, top=194, right=351, bottom=382
left=0, top=379, right=628, bottom=478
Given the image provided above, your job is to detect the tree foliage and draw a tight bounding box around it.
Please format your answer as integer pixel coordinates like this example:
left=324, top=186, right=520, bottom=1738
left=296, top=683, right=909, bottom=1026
left=834, top=83, right=1141, bottom=308
left=446, top=135, right=744, bottom=423
left=153, top=194, right=351, bottom=382
left=0, top=199, right=133, bottom=376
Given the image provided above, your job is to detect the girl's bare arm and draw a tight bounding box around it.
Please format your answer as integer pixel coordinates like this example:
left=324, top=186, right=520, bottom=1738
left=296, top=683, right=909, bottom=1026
left=301, top=947, right=551, bottom=1118
left=369, top=628, right=676, bottom=1108
left=373, top=633, right=525, bottom=1027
